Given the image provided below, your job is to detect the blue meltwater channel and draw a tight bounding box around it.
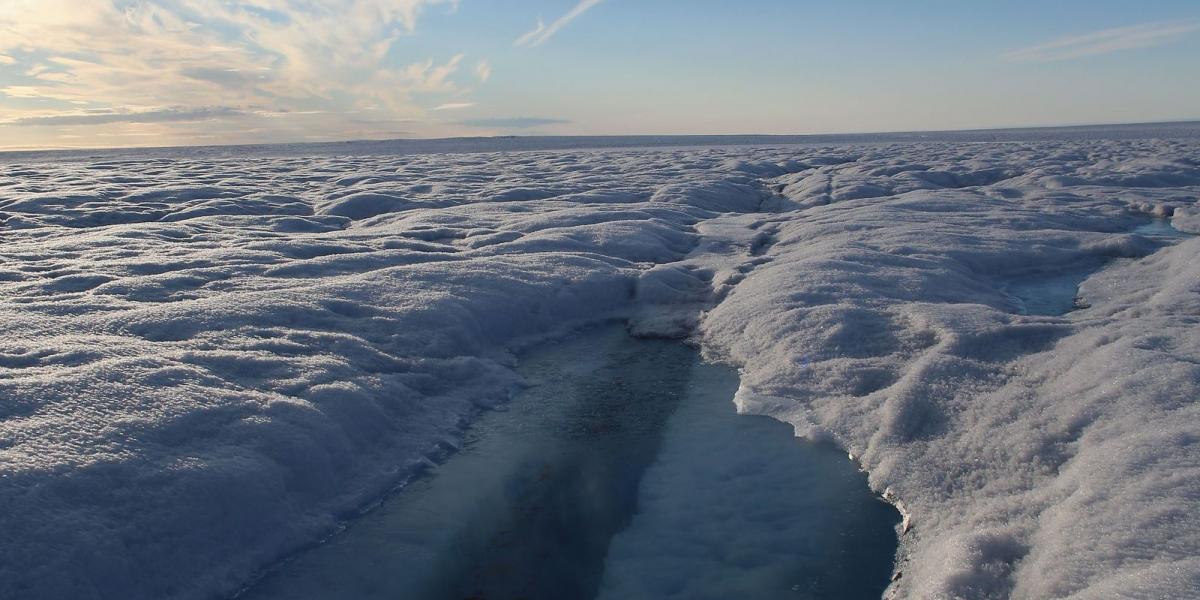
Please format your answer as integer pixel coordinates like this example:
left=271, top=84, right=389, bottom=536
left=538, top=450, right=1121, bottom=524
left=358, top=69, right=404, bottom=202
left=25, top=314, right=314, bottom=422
left=238, top=324, right=900, bottom=600
left=1006, top=218, right=1194, bottom=316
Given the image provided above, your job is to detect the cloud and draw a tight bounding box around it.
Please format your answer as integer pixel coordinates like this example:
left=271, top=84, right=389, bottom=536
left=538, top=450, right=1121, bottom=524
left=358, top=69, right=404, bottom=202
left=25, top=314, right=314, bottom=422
left=514, top=19, right=547, bottom=47
left=7, top=106, right=245, bottom=126
left=433, top=102, right=475, bottom=111
left=475, top=60, right=492, bottom=83
left=514, top=0, right=603, bottom=47
left=456, top=117, right=569, bottom=129
left=0, top=0, right=483, bottom=146
left=1004, top=21, right=1199, bottom=62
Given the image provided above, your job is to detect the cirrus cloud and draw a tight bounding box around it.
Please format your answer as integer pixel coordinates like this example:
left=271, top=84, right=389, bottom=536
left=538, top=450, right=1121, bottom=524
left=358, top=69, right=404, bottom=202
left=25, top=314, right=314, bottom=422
left=433, top=102, right=475, bottom=111
left=515, top=0, right=604, bottom=48
left=1003, top=21, right=1199, bottom=62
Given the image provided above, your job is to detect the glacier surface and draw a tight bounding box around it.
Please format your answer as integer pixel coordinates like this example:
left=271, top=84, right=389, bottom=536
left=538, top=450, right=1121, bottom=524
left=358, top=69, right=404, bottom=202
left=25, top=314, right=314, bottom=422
left=2, top=127, right=1200, bottom=599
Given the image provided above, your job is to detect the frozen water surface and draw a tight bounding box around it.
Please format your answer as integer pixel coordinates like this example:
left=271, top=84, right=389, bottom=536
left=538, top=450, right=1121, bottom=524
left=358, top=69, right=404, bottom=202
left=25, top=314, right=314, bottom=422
left=238, top=325, right=898, bottom=600
left=1004, top=267, right=1101, bottom=316
left=1131, top=217, right=1192, bottom=240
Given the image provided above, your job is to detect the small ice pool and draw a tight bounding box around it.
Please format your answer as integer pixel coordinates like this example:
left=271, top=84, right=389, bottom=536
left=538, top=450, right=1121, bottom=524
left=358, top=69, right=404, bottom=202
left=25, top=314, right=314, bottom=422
left=238, top=325, right=900, bottom=600
left=1006, top=218, right=1193, bottom=316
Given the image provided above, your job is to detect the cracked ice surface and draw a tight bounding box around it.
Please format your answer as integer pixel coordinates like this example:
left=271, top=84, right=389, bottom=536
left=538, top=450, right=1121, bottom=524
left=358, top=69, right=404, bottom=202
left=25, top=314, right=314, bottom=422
left=2, top=129, right=1200, bottom=599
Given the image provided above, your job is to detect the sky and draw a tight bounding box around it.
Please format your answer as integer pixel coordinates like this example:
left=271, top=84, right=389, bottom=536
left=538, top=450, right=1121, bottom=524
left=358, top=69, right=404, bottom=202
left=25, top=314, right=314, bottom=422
left=0, top=0, right=1198, bottom=150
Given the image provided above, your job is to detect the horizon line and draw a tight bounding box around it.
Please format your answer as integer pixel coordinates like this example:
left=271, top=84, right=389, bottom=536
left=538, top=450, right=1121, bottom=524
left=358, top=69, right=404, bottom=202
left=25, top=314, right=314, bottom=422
left=2, top=118, right=1199, bottom=155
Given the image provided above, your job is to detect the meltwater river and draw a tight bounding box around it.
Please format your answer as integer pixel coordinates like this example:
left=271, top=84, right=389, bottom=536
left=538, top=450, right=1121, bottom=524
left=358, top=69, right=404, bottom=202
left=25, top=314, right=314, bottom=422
left=239, top=325, right=899, bottom=600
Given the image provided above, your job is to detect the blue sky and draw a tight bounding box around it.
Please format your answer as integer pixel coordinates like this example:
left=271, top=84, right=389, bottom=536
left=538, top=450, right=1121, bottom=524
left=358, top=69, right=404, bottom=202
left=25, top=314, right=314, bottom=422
left=0, top=0, right=1197, bottom=149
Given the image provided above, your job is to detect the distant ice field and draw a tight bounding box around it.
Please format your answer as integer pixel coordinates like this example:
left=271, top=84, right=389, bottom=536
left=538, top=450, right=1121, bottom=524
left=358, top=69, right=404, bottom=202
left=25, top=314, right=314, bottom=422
left=5, top=120, right=1200, bottom=163
left=2, top=123, right=1200, bottom=599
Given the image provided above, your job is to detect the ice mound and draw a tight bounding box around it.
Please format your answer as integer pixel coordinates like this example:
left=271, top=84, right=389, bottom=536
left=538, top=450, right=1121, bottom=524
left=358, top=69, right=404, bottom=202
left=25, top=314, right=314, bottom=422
left=2, top=129, right=1200, bottom=599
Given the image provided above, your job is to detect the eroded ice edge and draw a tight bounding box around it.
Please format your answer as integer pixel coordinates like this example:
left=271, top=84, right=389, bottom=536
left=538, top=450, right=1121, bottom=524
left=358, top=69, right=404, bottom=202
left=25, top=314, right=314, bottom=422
left=3, top=126, right=1200, bottom=599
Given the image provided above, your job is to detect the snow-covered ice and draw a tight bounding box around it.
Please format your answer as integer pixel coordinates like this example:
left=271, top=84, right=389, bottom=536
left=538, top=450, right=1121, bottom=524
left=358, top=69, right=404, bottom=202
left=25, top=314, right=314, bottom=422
left=2, top=125, right=1200, bottom=599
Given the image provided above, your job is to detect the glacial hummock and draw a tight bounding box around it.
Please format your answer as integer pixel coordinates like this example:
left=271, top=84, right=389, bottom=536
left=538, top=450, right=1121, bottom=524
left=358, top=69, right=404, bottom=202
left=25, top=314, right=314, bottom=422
left=2, top=127, right=1199, bottom=599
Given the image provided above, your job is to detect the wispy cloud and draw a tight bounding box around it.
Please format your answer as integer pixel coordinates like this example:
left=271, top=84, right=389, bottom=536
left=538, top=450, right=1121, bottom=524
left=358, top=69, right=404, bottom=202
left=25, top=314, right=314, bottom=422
left=7, top=106, right=245, bottom=126
left=514, top=0, right=604, bottom=47
left=433, top=102, right=475, bottom=111
left=457, top=117, right=569, bottom=129
left=0, top=0, right=489, bottom=147
left=475, top=60, right=492, bottom=83
left=1004, top=21, right=1199, bottom=62
left=514, top=19, right=547, bottom=47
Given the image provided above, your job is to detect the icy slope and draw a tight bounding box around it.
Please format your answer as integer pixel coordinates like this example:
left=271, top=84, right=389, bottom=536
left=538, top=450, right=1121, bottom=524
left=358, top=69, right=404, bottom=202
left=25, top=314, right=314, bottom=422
left=1, top=133, right=1199, bottom=599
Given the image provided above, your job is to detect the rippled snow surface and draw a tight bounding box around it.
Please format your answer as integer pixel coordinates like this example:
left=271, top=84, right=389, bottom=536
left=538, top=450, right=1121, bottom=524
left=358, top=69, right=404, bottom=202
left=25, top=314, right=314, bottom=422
left=4, top=126, right=1200, bottom=599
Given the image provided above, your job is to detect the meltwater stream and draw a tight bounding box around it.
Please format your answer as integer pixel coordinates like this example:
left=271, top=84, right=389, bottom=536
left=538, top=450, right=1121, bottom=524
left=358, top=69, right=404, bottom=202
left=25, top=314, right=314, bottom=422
left=240, top=325, right=899, bottom=600
left=1006, top=218, right=1193, bottom=316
